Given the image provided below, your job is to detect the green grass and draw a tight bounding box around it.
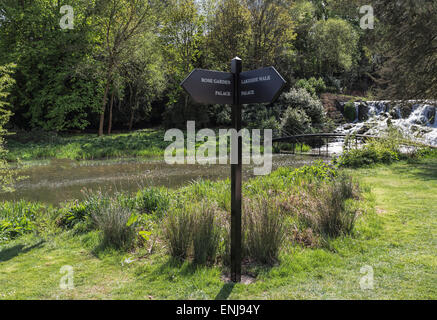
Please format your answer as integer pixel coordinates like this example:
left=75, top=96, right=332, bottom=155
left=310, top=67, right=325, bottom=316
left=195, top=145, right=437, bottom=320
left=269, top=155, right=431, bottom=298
left=6, top=129, right=272, bottom=163
left=1, top=159, right=436, bottom=299
left=6, top=129, right=168, bottom=162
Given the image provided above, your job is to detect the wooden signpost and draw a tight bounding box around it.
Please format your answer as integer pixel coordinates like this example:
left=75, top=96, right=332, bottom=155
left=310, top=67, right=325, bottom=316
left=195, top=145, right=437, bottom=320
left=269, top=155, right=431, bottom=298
left=181, top=57, right=286, bottom=283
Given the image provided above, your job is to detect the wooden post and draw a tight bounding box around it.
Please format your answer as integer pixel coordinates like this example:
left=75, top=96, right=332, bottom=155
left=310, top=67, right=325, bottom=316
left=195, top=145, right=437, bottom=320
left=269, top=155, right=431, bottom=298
left=231, top=57, right=242, bottom=283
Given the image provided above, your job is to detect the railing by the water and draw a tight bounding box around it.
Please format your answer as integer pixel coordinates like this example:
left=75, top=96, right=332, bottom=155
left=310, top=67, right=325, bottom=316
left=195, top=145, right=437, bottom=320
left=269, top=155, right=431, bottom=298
left=272, top=133, right=437, bottom=156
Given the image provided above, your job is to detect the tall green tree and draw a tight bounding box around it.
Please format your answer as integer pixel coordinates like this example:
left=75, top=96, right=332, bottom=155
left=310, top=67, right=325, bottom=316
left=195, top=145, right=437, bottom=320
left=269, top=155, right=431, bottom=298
left=0, top=0, right=102, bottom=131
left=245, top=0, right=296, bottom=69
left=91, top=0, right=157, bottom=136
left=0, top=63, right=17, bottom=192
left=310, top=18, right=359, bottom=77
left=374, top=0, right=437, bottom=100
left=119, top=32, right=166, bottom=131
left=207, top=0, right=250, bottom=70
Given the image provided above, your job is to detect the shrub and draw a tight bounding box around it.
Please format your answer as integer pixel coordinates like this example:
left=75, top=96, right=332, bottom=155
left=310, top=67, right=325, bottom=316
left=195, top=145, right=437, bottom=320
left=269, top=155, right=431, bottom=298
left=92, top=203, right=136, bottom=249
left=163, top=204, right=194, bottom=260
left=136, top=187, right=170, bottom=217
left=192, top=202, right=221, bottom=265
left=243, top=198, right=285, bottom=265
left=271, top=160, right=338, bottom=186
left=337, top=129, right=405, bottom=167
left=343, top=101, right=356, bottom=122
left=276, top=88, right=327, bottom=127
left=313, top=175, right=359, bottom=237
left=0, top=201, right=44, bottom=241
left=295, top=77, right=326, bottom=97
left=57, top=189, right=112, bottom=231
left=280, top=108, right=312, bottom=135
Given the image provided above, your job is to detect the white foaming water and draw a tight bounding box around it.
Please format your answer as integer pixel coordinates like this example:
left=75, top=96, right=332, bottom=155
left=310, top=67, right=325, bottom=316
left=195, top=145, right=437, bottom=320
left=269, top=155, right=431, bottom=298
left=335, top=101, right=437, bottom=147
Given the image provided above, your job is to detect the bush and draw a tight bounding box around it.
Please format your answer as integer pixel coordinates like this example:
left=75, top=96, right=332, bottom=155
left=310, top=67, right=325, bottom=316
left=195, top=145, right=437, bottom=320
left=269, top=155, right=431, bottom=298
left=0, top=201, right=44, bottom=242
left=337, top=130, right=405, bottom=167
left=276, top=88, right=327, bottom=127
left=163, top=203, right=194, bottom=260
left=343, top=101, right=356, bottom=122
left=280, top=108, right=312, bottom=135
left=92, top=203, right=136, bottom=249
left=192, top=202, right=221, bottom=265
left=295, top=77, right=326, bottom=97
left=136, top=187, right=170, bottom=218
left=243, top=198, right=285, bottom=265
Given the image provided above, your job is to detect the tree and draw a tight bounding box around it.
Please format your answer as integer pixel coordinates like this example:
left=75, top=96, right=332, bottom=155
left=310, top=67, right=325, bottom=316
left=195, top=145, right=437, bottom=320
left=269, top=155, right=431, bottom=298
left=310, top=18, right=359, bottom=76
left=0, top=0, right=102, bottom=131
left=160, top=0, right=206, bottom=127
left=92, top=0, right=156, bottom=136
left=0, top=63, right=17, bottom=192
left=245, top=0, right=296, bottom=69
left=374, top=0, right=437, bottom=100
left=119, top=32, right=166, bottom=131
left=207, top=0, right=251, bottom=70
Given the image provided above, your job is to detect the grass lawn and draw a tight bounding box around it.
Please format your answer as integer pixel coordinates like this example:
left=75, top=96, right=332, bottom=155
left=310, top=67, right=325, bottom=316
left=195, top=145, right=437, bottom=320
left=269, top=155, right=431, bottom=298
left=0, top=159, right=436, bottom=299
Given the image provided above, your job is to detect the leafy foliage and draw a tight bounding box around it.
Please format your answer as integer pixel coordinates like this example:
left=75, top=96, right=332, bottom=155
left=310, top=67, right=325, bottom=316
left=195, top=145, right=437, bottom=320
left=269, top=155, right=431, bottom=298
left=0, top=63, right=18, bottom=192
left=343, top=101, right=356, bottom=122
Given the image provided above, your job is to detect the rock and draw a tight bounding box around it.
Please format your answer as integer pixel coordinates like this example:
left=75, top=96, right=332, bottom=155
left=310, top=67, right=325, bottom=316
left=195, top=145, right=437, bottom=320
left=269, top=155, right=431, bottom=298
left=335, top=101, right=345, bottom=113
left=386, top=118, right=392, bottom=127
left=427, top=106, right=436, bottom=125
left=357, top=124, right=371, bottom=135
left=389, top=108, right=400, bottom=119
left=399, top=102, right=413, bottom=118
left=358, top=103, right=369, bottom=121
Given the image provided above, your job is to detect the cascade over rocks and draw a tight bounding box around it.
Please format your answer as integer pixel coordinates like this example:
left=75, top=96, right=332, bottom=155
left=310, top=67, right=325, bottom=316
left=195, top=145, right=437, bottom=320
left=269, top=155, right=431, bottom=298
left=334, top=100, right=437, bottom=147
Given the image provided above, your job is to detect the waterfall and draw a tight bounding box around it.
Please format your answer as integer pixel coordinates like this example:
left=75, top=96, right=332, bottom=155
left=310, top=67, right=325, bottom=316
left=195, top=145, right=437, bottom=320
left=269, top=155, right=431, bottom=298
left=335, top=100, right=437, bottom=148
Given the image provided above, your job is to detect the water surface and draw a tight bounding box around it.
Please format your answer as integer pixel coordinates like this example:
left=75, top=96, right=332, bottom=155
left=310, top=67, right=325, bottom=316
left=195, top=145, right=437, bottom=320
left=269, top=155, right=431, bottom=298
left=1, top=155, right=321, bottom=205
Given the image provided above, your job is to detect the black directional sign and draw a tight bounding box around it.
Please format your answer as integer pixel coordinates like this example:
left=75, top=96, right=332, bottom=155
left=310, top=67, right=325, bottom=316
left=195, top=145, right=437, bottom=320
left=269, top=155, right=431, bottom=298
left=180, top=58, right=286, bottom=284
left=181, top=69, right=234, bottom=105
left=240, top=67, right=286, bottom=104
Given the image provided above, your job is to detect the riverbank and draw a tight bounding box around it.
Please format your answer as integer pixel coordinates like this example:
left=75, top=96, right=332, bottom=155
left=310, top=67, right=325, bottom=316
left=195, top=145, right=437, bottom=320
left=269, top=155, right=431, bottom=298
left=1, top=158, right=436, bottom=299
left=5, top=129, right=169, bottom=162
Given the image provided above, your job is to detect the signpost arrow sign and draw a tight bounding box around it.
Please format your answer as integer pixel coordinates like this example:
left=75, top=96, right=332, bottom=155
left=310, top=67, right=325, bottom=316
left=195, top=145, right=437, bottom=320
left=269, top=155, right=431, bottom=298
left=180, top=58, right=285, bottom=283
left=181, top=69, right=234, bottom=105
left=240, top=67, right=286, bottom=104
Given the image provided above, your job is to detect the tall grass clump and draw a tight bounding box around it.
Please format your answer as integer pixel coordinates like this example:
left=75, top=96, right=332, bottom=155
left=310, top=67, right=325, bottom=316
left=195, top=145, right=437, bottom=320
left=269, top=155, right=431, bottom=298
left=294, top=174, right=359, bottom=238
left=243, top=198, right=285, bottom=265
left=192, top=202, right=221, bottom=265
left=92, top=203, right=136, bottom=249
left=136, top=187, right=170, bottom=217
left=163, top=204, right=194, bottom=260
left=313, top=174, right=358, bottom=237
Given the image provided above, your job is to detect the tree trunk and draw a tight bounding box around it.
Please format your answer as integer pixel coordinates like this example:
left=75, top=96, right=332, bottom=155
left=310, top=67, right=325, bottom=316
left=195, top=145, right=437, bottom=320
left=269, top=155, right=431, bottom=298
left=129, top=109, right=134, bottom=131
left=107, top=90, right=115, bottom=135
left=128, top=83, right=134, bottom=131
left=98, top=79, right=111, bottom=136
